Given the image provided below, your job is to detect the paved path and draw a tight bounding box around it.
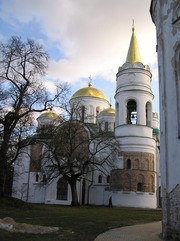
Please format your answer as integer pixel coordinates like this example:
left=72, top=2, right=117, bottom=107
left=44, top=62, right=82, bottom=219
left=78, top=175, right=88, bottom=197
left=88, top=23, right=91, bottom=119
left=94, top=221, right=166, bottom=241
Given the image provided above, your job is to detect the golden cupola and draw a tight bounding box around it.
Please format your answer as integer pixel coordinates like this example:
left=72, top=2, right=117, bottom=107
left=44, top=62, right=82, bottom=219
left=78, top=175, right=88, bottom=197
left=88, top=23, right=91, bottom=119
left=71, top=82, right=108, bottom=101
left=99, top=104, right=115, bottom=115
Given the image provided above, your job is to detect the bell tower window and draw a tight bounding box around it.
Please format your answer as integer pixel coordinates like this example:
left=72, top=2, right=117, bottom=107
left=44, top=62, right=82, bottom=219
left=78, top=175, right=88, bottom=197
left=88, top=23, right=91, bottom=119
left=127, top=100, right=137, bottom=124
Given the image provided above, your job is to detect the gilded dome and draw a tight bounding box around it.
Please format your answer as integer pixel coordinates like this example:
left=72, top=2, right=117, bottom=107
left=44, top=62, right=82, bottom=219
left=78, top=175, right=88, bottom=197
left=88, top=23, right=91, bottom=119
left=38, top=109, right=61, bottom=119
left=100, top=105, right=115, bottom=115
left=71, top=83, right=107, bottom=101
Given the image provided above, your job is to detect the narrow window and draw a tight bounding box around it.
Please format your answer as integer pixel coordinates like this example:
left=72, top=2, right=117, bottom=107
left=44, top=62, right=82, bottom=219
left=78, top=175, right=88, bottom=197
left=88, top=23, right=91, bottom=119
left=107, top=175, right=110, bottom=183
left=98, top=175, right=102, bottom=183
left=146, top=102, right=152, bottom=127
left=127, top=100, right=137, bottom=124
left=35, top=174, right=39, bottom=182
left=57, top=178, right=68, bottom=200
left=81, top=106, right=85, bottom=122
left=137, top=182, right=143, bottom=191
left=43, top=174, right=46, bottom=183
left=96, top=107, right=100, bottom=116
left=127, top=159, right=131, bottom=169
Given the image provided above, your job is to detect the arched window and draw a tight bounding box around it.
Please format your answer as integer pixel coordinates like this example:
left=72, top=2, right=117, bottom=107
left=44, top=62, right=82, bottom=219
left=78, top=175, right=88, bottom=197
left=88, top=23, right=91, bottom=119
left=98, top=175, right=102, bottom=183
left=107, top=175, right=110, bottom=183
left=127, top=159, right=131, bottom=169
left=96, top=107, right=100, bottom=116
left=57, top=178, right=68, bottom=200
left=127, top=100, right=137, bottom=124
left=146, top=102, right=152, bottom=127
left=137, top=174, right=145, bottom=192
left=105, top=122, right=108, bottom=131
left=81, top=106, right=85, bottom=122
left=43, top=174, right=46, bottom=183
left=137, top=182, right=143, bottom=192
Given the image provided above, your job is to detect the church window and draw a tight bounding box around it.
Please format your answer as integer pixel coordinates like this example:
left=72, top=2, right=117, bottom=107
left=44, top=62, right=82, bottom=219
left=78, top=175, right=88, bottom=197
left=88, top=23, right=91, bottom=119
left=57, top=178, right=68, bottom=200
left=137, top=174, right=145, bottom=192
left=127, top=100, right=137, bottom=124
left=35, top=174, right=39, bottom=182
left=127, top=159, right=131, bottom=169
left=98, top=175, right=102, bottom=183
left=107, top=175, right=110, bottom=183
left=105, top=122, right=108, bottom=131
left=96, top=107, right=100, bottom=116
left=137, top=182, right=143, bottom=192
left=43, top=174, right=46, bottom=183
left=146, top=102, right=152, bottom=127
left=81, top=106, right=85, bottom=122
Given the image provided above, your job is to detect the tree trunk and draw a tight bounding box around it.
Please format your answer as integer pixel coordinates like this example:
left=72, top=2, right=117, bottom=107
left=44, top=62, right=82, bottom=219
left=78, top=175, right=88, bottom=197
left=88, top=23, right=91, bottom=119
left=70, top=180, right=79, bottom=206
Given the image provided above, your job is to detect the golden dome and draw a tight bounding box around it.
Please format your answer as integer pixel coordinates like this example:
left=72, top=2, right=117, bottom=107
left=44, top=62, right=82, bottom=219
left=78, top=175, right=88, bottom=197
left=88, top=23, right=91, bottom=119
left=38, top=109, right=61, bottom=119
left=100, top=104, right=115, bottom=114
left=71, top=83, right=107, bottom=101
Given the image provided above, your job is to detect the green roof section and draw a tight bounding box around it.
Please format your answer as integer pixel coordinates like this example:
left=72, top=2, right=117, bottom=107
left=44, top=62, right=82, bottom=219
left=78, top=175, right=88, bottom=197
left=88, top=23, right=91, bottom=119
left=153, top=128, right=159, bottom=135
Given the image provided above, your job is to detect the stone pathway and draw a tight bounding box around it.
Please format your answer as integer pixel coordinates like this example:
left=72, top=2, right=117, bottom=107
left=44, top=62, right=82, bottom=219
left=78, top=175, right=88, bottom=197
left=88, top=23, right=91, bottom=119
left=94, top=221, right=165, bottom=241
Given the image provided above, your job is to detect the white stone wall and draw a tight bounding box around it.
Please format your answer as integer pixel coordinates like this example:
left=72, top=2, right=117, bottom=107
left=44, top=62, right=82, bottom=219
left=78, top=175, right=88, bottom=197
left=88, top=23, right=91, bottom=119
left=151, top=0, right=180, bottom=239
left=70, top=96, right=109, bottom=123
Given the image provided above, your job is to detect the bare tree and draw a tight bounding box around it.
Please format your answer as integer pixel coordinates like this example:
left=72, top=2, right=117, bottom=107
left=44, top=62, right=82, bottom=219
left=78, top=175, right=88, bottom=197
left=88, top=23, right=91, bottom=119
left=36, top=111, right=118, bottom=206
left=0, top=36, right=69, bottom=197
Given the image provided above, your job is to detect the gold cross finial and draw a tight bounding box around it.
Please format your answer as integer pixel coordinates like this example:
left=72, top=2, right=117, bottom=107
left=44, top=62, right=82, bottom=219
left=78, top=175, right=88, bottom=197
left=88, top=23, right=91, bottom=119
left=88, top=75, right=92, bottom=87
left=132, top=19, right=135, bottom=32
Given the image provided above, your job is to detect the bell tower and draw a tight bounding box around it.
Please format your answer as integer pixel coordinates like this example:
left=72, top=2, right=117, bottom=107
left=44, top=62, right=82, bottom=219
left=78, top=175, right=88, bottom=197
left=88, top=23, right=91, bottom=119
left=115, top=27, right=154, bottom=140
left=111, top=27, right=158, bottom=208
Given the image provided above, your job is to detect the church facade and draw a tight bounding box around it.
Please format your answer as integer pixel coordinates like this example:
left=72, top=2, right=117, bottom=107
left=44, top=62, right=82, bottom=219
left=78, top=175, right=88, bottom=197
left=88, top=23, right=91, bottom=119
left=12, top=28, right=160, bottom=208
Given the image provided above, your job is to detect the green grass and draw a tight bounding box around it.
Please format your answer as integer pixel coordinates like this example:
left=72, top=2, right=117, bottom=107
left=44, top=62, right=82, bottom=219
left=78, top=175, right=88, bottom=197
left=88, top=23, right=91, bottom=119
left=0, top=197, right=162, bottom=241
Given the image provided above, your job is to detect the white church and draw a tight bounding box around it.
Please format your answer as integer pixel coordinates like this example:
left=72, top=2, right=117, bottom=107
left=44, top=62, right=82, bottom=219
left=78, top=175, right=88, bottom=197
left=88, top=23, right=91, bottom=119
left=12, top=27, right=160, bottom=208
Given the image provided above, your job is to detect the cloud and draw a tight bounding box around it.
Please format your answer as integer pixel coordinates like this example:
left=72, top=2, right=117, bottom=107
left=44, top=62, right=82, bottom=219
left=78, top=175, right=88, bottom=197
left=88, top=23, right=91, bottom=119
left=0, top=0, right=156, bottom=85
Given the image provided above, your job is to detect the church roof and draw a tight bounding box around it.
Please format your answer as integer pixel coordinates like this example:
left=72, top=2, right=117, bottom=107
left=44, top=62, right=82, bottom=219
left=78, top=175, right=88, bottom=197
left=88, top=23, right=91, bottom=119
left=71, top=82, right=108, bottom=101
left=126, top=27, right=142, bottom=65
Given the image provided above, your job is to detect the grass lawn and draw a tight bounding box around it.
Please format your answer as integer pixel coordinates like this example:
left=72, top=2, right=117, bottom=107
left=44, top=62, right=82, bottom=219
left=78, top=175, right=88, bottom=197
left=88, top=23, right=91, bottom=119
left=0, top=197, right=162, bottom=241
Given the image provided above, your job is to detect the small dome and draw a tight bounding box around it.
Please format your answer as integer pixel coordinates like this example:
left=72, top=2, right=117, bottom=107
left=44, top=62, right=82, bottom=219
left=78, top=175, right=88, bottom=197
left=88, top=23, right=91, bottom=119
left=71, top=82, right=107, bottom=101
left=37, top=109, right=61, bottom=119
left=99, top=104, right=115, bottom=115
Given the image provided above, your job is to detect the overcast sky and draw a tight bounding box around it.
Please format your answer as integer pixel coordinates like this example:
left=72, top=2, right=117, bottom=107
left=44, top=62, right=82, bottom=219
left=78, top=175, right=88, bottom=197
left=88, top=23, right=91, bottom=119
left=0, top=0, right=159, bottom=114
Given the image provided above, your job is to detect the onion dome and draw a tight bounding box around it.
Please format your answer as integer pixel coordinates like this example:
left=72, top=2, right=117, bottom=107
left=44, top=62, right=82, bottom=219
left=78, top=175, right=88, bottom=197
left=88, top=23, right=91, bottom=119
left=71, top=82, right=107, bottom=101
left=38, top=109, right=61, bottom=119
left=126, top=27, right=142, bottom=65
left=37, top=109, right=62, bottom=129
left=99, top=104, right=115, bottom=115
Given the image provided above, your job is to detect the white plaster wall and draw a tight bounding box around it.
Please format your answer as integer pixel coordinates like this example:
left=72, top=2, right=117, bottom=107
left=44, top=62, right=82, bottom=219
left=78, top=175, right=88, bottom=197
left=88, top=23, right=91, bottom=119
left=97, top=113, right=115, bottom=132
left=70, top=97, right=109, bottom=123
left=104, top=191, right=157, bottom=208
